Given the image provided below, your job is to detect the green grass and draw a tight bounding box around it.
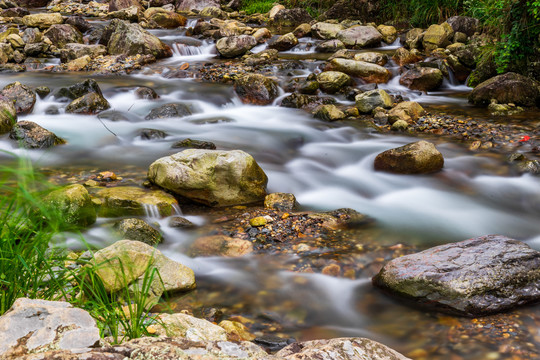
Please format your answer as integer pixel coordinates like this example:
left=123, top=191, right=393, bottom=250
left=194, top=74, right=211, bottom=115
left=241, top=0, right=276, bottom=14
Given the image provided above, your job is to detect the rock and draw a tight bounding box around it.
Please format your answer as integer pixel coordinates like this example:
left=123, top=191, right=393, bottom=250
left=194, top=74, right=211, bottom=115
left=190, top=235, right=253, bottom=257
left=469, top=72, right=540, bottom=107
left=243, top=48, right=278, bottom=66
left=109, top=0, right=142, bottom=12
left=65, top=55, right=88, bottom=71
left=234, top=73, right=279, bottom=106
left=399, top=67, right=443, bottom=92
left=0, top=43, right=11, bottom=64
left=176, top=0, right=219, bottom=11
left=56, top=79, right=103, bottom=100
left=43, top=184, right=97, bottom=228
left=249, top=216, right=267, bottom=227
left=316, top=71, right=350, bottom=94
left=355, top=89, right=392, bottom=113
left=374, top=140, right=444, bottom=174
left=6, top=34, right=24, bottom=49
left=453, top=31, right=467, bottom=43
left=488, top=101, right=524, bottom=116
left=1, top=7, right=29, bottom=17
left=252, top=28, right=272, bottom=43
left=115, top=218, right=163, bottom=245
left=323, top=0, right=380, bottom=22
left=264, top=193, right=296, bottom=211
left=327, top=58, right=391, bottom=83
left=316, top=39, right=345, bottom=53
left=140, top=128, right=167, bottom=140
left=200, top=6, right=226, bottom=18
left=216, top=35, right=257, bottom=58
left=44, top=24, right=82, bottom=48
left=313, top=104, right=346, bottom=122
left=108, top=5, right=143, bottom=22
left=148, top=149, right=268, bottom=207
left=336, top=26, right=383, bottom=48
left=446, top=16, right=480, bottom=37
left=269, top=4, right=285, bottom=19
left=168, top=216, right=195, bottom=228
left=392, top=47, right=421, bottom=66
left=446, top=54, right=471, bottom=82
left=172, top=138, right=216, bottom=149
left=0, top=95, right=17, bottom=134
left=23, top=42, right=48, bottom=57
left=65, top=92, right=111, bottom=115
left=22, top=13, right=63, bottom=29
left=154, top=313, right=227, bottom=341
left=391, top=119, right=408, bottom=131
left=387, top=101, right=424, bottom=124
left=292, top=23, right=311, bottom=38
left=422, top=23, right=453, bottom=52
left=145, top=103, right=192, bottom=119
left=144, top=7, right=186, bottom=29
left=91, top=240, right=195, bottom=303
left=404, top=28, right=424, bottom=49
left=65, top=16, right=93, bottom=34
left=135, top=86, right=159, bottom=100
left=9, top=121, right=65, bottom=149
left=272, top=8, right=312, bottom=27
left=35, top=86, right=50, bottom=99
left=219, top=320, right=256, bottom=342
left=0, top=298, right=100, bottom=358
left=280, top=93, right=336, bottom=111
left=270, top=32, right=298, bottom=51
left=106, top=19, right=172, bottom=59
left=373, top=235, right=540, bottom=316
left=276, top=337, right=410, bottom=359
left=311, top=22, right=345, bottom=39
left=1, top=82, right=36, bottom=115
left=377, top=24, right=397, bottom=44
left=354, top=52, right=388, bottom=66
left=22, top=28, right=43, bottom=44
left=308, top=208, right=370, bottom=230
left=95, top=186, right=179, bottom=217
left=60, top=43, right=107, bottom=62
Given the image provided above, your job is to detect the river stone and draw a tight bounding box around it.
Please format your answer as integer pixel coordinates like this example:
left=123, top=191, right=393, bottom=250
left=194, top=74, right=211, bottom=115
left=22, top=13, right=63, bottom=29
left=270, top=32, right=298, bottom=51
left=135, top=86, right=159, bottom=100
left=311, top=22, right=345, bottom=40
left=148, top=149, right=268, bottom=207
left=216, top=35, right=257, bottom=58
left=144, top=7, right=186, bottom=29
left=374, top=140, right=443, bottom=174
left=373, top=235, right=540, bottom=316
left=6, top=34, right=24, bottom=49
left=9, top=121, right=65, bottom=149
left=234, top=73, right=279, bottom=106
left=56, top=79, right=103, bottom=100
left=60, top=43, right=107, bottom=63
left=316, top=39, right=345, bottom=53
left=276, top=337, right=410, bottom=360
left=1, top=81, right=36, bottom=115
left=354, top=52, right=388, bottom=66
left=176, top=0, right=219, bottom=11
left=1, top=7, right=29, bottom=17
left=91, top=239, right=196, bottom=294
left=43, top=184, right=97, bottom=228
left=292, top=23, right=311, bottom=38
left=219, top=320, right=256, bottom=342
left=65, top=92, right=111, bottom=114
left=115, top=218, right=163, bottom=245
left=172, top=138, right=217, bottom=149
left=327, top=58, right=391, bottom=83
left=190, top=235, right=253, bottom=257
left=269, top=4, right=286, bottom=19
left=336, top=26, right=382, bottom=48
left=422, top=23, right=453, bottom=52
left=253, top=28, right=272, bottom=43
left=377, top=25, right=397, bottom=44
left=264, top=192, right=296, bottom=211
left=35, top=86, right=51, bottom=98
left=22, top=28, right=43, bottom=44
left=469, top=72, right=540, bottom=107
left=399, top=67, right=443, bottom=92
left=392, top=47, right=422, bottom=66
left=44, top=24, right=82, bottom=48
left=316, top=71, right=350, bottom=94
left=272, top=8, right=312, bottom=27
left=0, top=298, right=100, bottom=358
left=446, top=16, right=480, bottom=37
left=355, top=89, right=392, bottom=113
left=280, top=92, right=336, bottom=111
left=387, top=101, right=425, bottom=124
left=0, top=43, right=11, bottom=64
left=95, top=186, right=179, bottom=217
left=313, top=104, right=346, bottom=122
left=65, top=16, right=92, bottom=34
left=168, top=216, right=195, bottom=228
left=106, top=19, right=172, bottom=59
left=145, top=103, right=192, bottom=119
left=109, top=0, right=143, bottom=12
left=154, top=313, right=227, bottom=341
left=0, top=95, right=17, bottom=134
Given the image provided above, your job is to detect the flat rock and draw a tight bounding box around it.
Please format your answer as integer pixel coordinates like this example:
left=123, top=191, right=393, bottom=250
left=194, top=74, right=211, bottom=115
left=374, top=140, right=444, bottom=174
left=154, top=313, right=227, bottom=341
left=9, top=120, right=66, bottom=149
left=95, top=186, right=179, bottom=217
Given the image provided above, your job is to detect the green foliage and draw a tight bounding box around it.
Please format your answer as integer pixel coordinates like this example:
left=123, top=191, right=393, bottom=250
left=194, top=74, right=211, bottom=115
left=380, top=0, right=462, bottom=27
left=240, top=0, right=275, bottom=14
left=283, top=0, right=334, bottom=17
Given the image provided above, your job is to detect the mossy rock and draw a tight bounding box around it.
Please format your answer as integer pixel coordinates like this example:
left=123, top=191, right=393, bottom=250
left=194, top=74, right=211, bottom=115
left=43, top=184, right=97, bottom=229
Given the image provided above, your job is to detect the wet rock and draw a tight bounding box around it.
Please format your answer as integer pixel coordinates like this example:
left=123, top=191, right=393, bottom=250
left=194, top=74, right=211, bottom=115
left=392, top=47, right=421, bottom=66
left=6, top=34, right=24, bottom=49
left=115, top=218, right=163, bottom=245
left=44, top=24, right=83, bottom=48
left=106, top=19, right=172, bottom=59
left=65, top=16, right=92, bottom=34
left=276, top=337, right=410, bottom=359
left=252, top=28, right=272, bottom=43
left=0, top=95, right=17, bottom=134
left=387, top=101, right=425, bottom=124
left=316, top=39, right=345, bottom=53
left=168, top=216, right=195, bottom=228
left=234, top=73, right=279, bottom=106
left=154, top=313, right=227, bottom=340
left=243, top=48, right=278, bottom=66
left=172, top=138, right=216, bottom=149
left=292, top=23, right=311, bottom=38
left=22, top=13, right=63, bottom=29
left=377, top=24, right=397, bottom=44
left=316, top=71, right=350, bottom=94
left=264, top=192, right=296, bottom=211
left=313, top=104, right=346, bottom=122
left=176, top=0, right=219, bottom=11
left=373, top=235, right=540, bottom=316
left=336, top=26, right=383, bottom=49
left=67, top=56, right=90, bottom=71
left=148, top=149, right=268, bottom=207
left=145, top=103, right=192, bottom=119
left=43, top=184, right=97, bottom=228
left=404, top=28, right=424, bottom=49
left=60, top=43, right=106, bottom=62
left=1, top=81, right=36, bottom=115
left=399, top=67, right=443, bottom=92
left=311, top=22, right=344, bottom=40
left=23, top=42, right=48, bottom=57
left=354, top=52, right=388, bottom=66
left=22, top=28, right=43, bottom=44
left=65, top=92, right=111, bottom=115
left=374, top=140, right=444, bottom=174
left=190, top=235, right=253, bottom=257
left=447, top=54, right=472, bottom=83
left=422, top=23, right=453, bottom=52
left=95, top=186, right=179, bottom=217
left=219, top=320, right=256, bottom=342
left=355, top=89, right=392, bottom=113
left=9, top=121, right=65, bottom=149
left=327, top=58, right=391, bottom=83
left=488, top=101, right=524, bottom=116
left=56, top=79, right=103, bottom=100
left=1, top=7, right=28, bottom=17
left=0, top=298, right=100, bottom=358
left=109, top=0, right=142, bottom=12
left=144, top=7, right=186, bottom=29
left=140, top=128, right=167, bottom=140
left=200, top=6, right=226, bottom=18
left=446, top=16, right=480, bottom=37
left=308, top=208, right=370, bottom=230
left=280, top=92, right=336, bottom=111
left=216, top=35, right=257, bottom=58
left=391, top=119, right=408, bottom=131
left=135, top=86, right=159, bottom=99
left=270, top=32, right=298, bottom=52
left=469, top=72, right=540, bottom=107
left=272, top=8, right=312, bottom=27
left=35, top=86, right=50, bottom=99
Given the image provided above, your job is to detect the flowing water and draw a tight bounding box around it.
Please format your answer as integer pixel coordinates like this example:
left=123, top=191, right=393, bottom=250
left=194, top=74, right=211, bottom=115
left=2, top=23, right=539, bottom=359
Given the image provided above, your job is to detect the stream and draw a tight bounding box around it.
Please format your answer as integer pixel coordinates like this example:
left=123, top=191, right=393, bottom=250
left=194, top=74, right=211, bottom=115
left=1, top=19, right=539, bottom=359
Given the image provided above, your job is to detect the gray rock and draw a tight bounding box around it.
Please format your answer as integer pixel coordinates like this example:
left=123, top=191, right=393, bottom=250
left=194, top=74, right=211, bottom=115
left=140, top=128, right=167, bottom=140
left=316, top=39, right=345, bottom=53
left=269, top=32, right=298, bottom=52
left=234, top=73, right=279, bottom=105
left=109, top=0, right=142, bottom=12
left=327, top=58, right=391, bottom=83
left=399, top=67, right=444, bottom=92
left=154, top=313, right=227, bottom=340
left=373, top=235, right=540, bottom=316
left=115, top=218, right=163, bottom=245
left=469, top=72, right=540, bottom=107
left=44, top=24, right=83, bottom=48
left=216, top=35, right=257, bottom=58
left=60, top=43, right=107, bottom=63
left=336, top=26, right=383, bottom=48
left=106, top=19, right=172, bottom=59
left=446, top=16, right=480, bottom=37
left=311, top=22, right=345, bottom=39
left=1, top=81, right=36, bottom=115
left=9, top=121, right=66, bottom=149
left=374, top=140, right=444, bottom=174
left=176, top=0, right=219, bottom=11
left=190, top=235, right=253, bottom=257
left=355, top=89, right=392, bottom=113
left=280, top=92, right=336, bottom=111
left=65, top=92, right=111, bottom=115
left=56, top=79, right=103, bottom=100
left=135, top=86, right=159, bottom=100
left=172, top=138, right=217, bottom=149
left=145, top=103, right=192, bottom=120
left=272, top=8, right=312, bottom=27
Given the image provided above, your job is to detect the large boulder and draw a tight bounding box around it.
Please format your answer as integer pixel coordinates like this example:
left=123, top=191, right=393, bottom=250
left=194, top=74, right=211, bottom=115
left=422, top=23, right=453, bottom=52
left=374, top=140, right=444, bottom=174
left=65, top=92, right=111, bottom=115
left=336, top=26, right=383, bottom=48
left=144, top=7, right=187, bottom=29
left=114, top=218, right=163, bottom=245
left=316, top=71, right=351, bottom=94
left=276, top=337, right=410, bottom=360
left=446, top=16, right=480, bottom=37
left=404, top=28, right=424, bottom=49
left=148, top=149, right=268, bottom=207
left=311, top=22, right=345, bottom=39
left=95, top=186, right=179, bottom=217
left=387, top=101, right=425, bottom=124
left=327, top=58, right=391, bottom=83
left=234, top=73, right=279, bottom=105
left=42, top=184, right=97, bottom=228
left=44, top=24, right=82, bottom=48
left=216, top=35, right=257, bottom=58
left=22, top=13, right=63, bottom=29
left=0, top=95, right=16, bottom=134
left=0, top=298, right=100, bottom=358
left=60, top=43, right=107, bottom=63
left=106, top=19, right=172, bottom=59
left=1, top=82, right=36, bottom=115
left=355, top=89, right=392, bottom=113
left=9, top=121, right=65, bottom=149
left=175, top=0, right=219, bottom=11
left=399, top=67, right=444, bottom=92
left=469, top=72, right=540, bottom=107
left=373, top=235, right=540, bottom=316
left=272, top=8, right=312, bottom=27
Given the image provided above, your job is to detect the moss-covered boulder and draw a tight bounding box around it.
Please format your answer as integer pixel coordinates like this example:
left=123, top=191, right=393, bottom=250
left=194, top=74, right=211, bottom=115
left=316, top=71, right=351, bottom=94
left=422, top=23, right=454, bottom=52
left=43, top=184, right=97, bottom=229
left=148, top=149, right=268, bottom=207
left=0, top=95, right=17, bottom=134
left=374, top=140, right=444, bottom=174
left=95, top=186, right=179, bottom=217
left=114, top=218, right=163, bottom=245
left=355, top=89, right=392, bottom=113
left=106, top=19, right=172, bottom=59
left=22, top=13, right=63, bottom=29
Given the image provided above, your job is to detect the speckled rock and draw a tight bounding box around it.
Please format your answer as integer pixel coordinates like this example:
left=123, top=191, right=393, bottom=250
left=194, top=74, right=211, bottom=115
left=154, top=313, right=227, bottom=341
left=65, top=92, right=111, bottom=115
left=327, top=58, right=391, bottom=83
left=270, top=32, right=298, bottom=51
left=336, top=26, right=382, bottom=48
left=0, top=95, right=17, bottom=134
left=42, top=184, right=96, bottom=228
left=373, top=235, right=540, bottom=316
left=355, top=89, right=392, bottom=113
left=106, top=19, right=172, bottom=59
left=1, top=81, right=36, bottom=115
left=313, top=104, right=346, bottom=122
left=22, top=13, right=63, bottom=29
left=374, top=140, right=444, bottom=174
left=44, top=24, right=83, bottom=48
left=216, top=35, right=257, bottom=58
left=114, top=218, right=163, bottom=245
left=95, top=186, right=180, bottom=217
left=234, top=73, right=279, bottom=106
left=353, top=52, right=388, bottom=66
left=311, top=22, right=345, bottom=39
left=316, top=71, right=351, bottom=94
left=145, top=103, right=192, bottom=119
left=264, top=192, right=297, bottom=211
left=9, top=121, right=66, bottom=149
left=190, top=235, right=253, bottom=257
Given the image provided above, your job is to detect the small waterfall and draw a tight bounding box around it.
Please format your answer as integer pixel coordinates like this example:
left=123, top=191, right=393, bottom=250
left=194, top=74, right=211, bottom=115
left=186, top=18, right=198, bottom=28
left=170, top=41, right=216, bottom=61
left=142, top=204, right=161, bottom=219
left=172, top=203, right=183, bottom=216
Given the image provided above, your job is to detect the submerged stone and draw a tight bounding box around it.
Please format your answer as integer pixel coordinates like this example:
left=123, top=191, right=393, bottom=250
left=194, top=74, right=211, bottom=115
left=95, top=186, right=179, bottom=217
